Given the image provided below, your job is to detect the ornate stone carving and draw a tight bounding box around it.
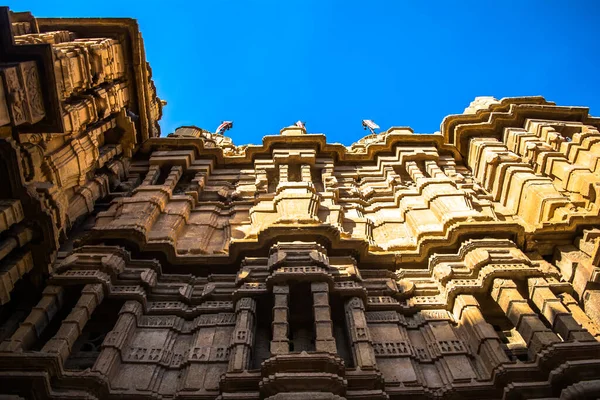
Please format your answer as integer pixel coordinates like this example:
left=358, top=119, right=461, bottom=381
left=0, top=6, right=599, bottom=399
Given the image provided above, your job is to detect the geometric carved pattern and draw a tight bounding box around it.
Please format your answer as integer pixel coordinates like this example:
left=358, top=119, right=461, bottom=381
left=0, top=6, right=599, bottom=400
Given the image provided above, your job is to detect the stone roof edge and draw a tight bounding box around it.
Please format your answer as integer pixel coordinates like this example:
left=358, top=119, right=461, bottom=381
left=441, top=96, right=600, bottom=157
left=143, top=130, right=463, bottom=165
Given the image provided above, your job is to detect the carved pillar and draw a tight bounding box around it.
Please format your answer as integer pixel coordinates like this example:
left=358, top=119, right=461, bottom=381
left=141, top=165, right=182, bottom=188
left=344, top=297, right=376, bottom=369
left=311, top=282, right=336, bottom=353
left=391, top=320, right=420, bottom=386
left=66, top=174, right=110, bottom=225
left=453, top=294, right=510, bottom=377
left=0, top=250, right=33, bottom=305
left=165, top=165, right=183, bottom=190
left=42, top=283, right=104, bottom=364
left=270, top=285, right=289, bottom=355
left=558, top=293, right=600, bottom=338
left=322, top=166, right=338, bottom=192
left=92, top=301, right=141, bottom=376
left=405, top=161, right=426, bottom=181
left=142, top=165, right=160, bottom=186
left=527, top=278, right=595, bottom=341
left=0, top=236, right=19, bottom=262
left=301, top=164, right=312, bottom=183
left=0, top=286, right=64, bottom=352
left=279, top=164, right=289, bottom=184
left=424, top=160, right=446, bottom=178
left=0, top=200, right=24, bottom=232
left=424, top=319, right=477, bottom=383
left=228, top=297, right=256, bottom=372
left=254, top=167, right=268, bottom=193
left=490, top=278, right=560, bottom=357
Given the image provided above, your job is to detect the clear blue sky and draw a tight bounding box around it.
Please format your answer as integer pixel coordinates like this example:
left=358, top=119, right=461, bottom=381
left=10, top=0, right=600, bottom=145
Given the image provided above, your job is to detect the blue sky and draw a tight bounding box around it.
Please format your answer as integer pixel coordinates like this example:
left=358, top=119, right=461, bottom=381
left=10, top=1, right=600, bottom=145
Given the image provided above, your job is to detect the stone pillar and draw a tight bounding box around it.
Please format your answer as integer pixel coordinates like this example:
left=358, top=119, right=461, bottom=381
left=344, top=297, right=376, bottom=369
left=490, top=278, right=560, bottom=357
left=42, top=283, right=104, bottom=364
left=279, top=165, right=289, bottom=184
left=557, top=293, right=600, bottom=338
left=392, top=323, right=420, bottom=386
left=0, top=251, right=34, bottom=305
left=301, top=164, right=312, bottom=183
left=228, top=297, right=256, bottom=372
left=254, top=166, right=268, bottom=190
left=66, top=174, right=110, bottom=225
left=92, top=301, right=141, bottom=376
left=0, top=286, right=64, bottom=352
left=453, top=294, right=510, bottom=377
left=424, top=160, right=445, bottom=178
left=405, top=161, right=426, bottom=181
left=270, top=285, right=289, bottom=355
left=0, top=226, right=33, bottom=260
left=426, top=319, right=477, bottom=383
left=527, top=278, right=595, bottom=341
left=164, top=165, right=183, bottom=190
left=311, top=282, right=336, bottom=353
left=141, top=165, right=160, bottom=186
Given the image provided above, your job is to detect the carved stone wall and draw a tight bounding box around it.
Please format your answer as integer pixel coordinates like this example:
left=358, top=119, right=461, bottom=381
left=1, top=6, right=600, bottom=400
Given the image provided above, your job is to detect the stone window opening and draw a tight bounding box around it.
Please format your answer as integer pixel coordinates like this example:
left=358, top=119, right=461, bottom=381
left=288, top=164, right=302, bottom=183
left=288, top=283, right=316, bottom=352
left=520, top=287, right=566, bottom=343
left=513, top=280, right=564, bottom=340
left=491, top=324, right=528, bottom=362
left=416, top=160, right=431, bottom=178
left=251, top=294, right=273, bottom=369
left=330, top=294, right=354, bottom=368
left=31, top=285, right=83, bottom=351
left=64, top=298, right=124, bottom=370
left=173, top=171, right=198, bottom=195
left=102, top=126, right=123, bottom=145
left=552, top=125, right=581, bottom=142
left=0, top=277, right=39, bottom=343
left=313, top=168, right=324, bottom=192
left=266, top=168, right=279, bottom=193
left=154, top=165, right=171, bottom=185
left=476, top=294, right=528, bottom=362
left=0, top=156, right=14, bottom=197
left=393, top=164, right=414, bottom=183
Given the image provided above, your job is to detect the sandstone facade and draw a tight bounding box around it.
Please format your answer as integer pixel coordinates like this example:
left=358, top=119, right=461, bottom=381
left=0, top=7, right=600, bottom=400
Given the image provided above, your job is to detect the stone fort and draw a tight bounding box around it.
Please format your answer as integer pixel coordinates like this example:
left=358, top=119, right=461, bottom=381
left=0, top=6, right=599, bottom=400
